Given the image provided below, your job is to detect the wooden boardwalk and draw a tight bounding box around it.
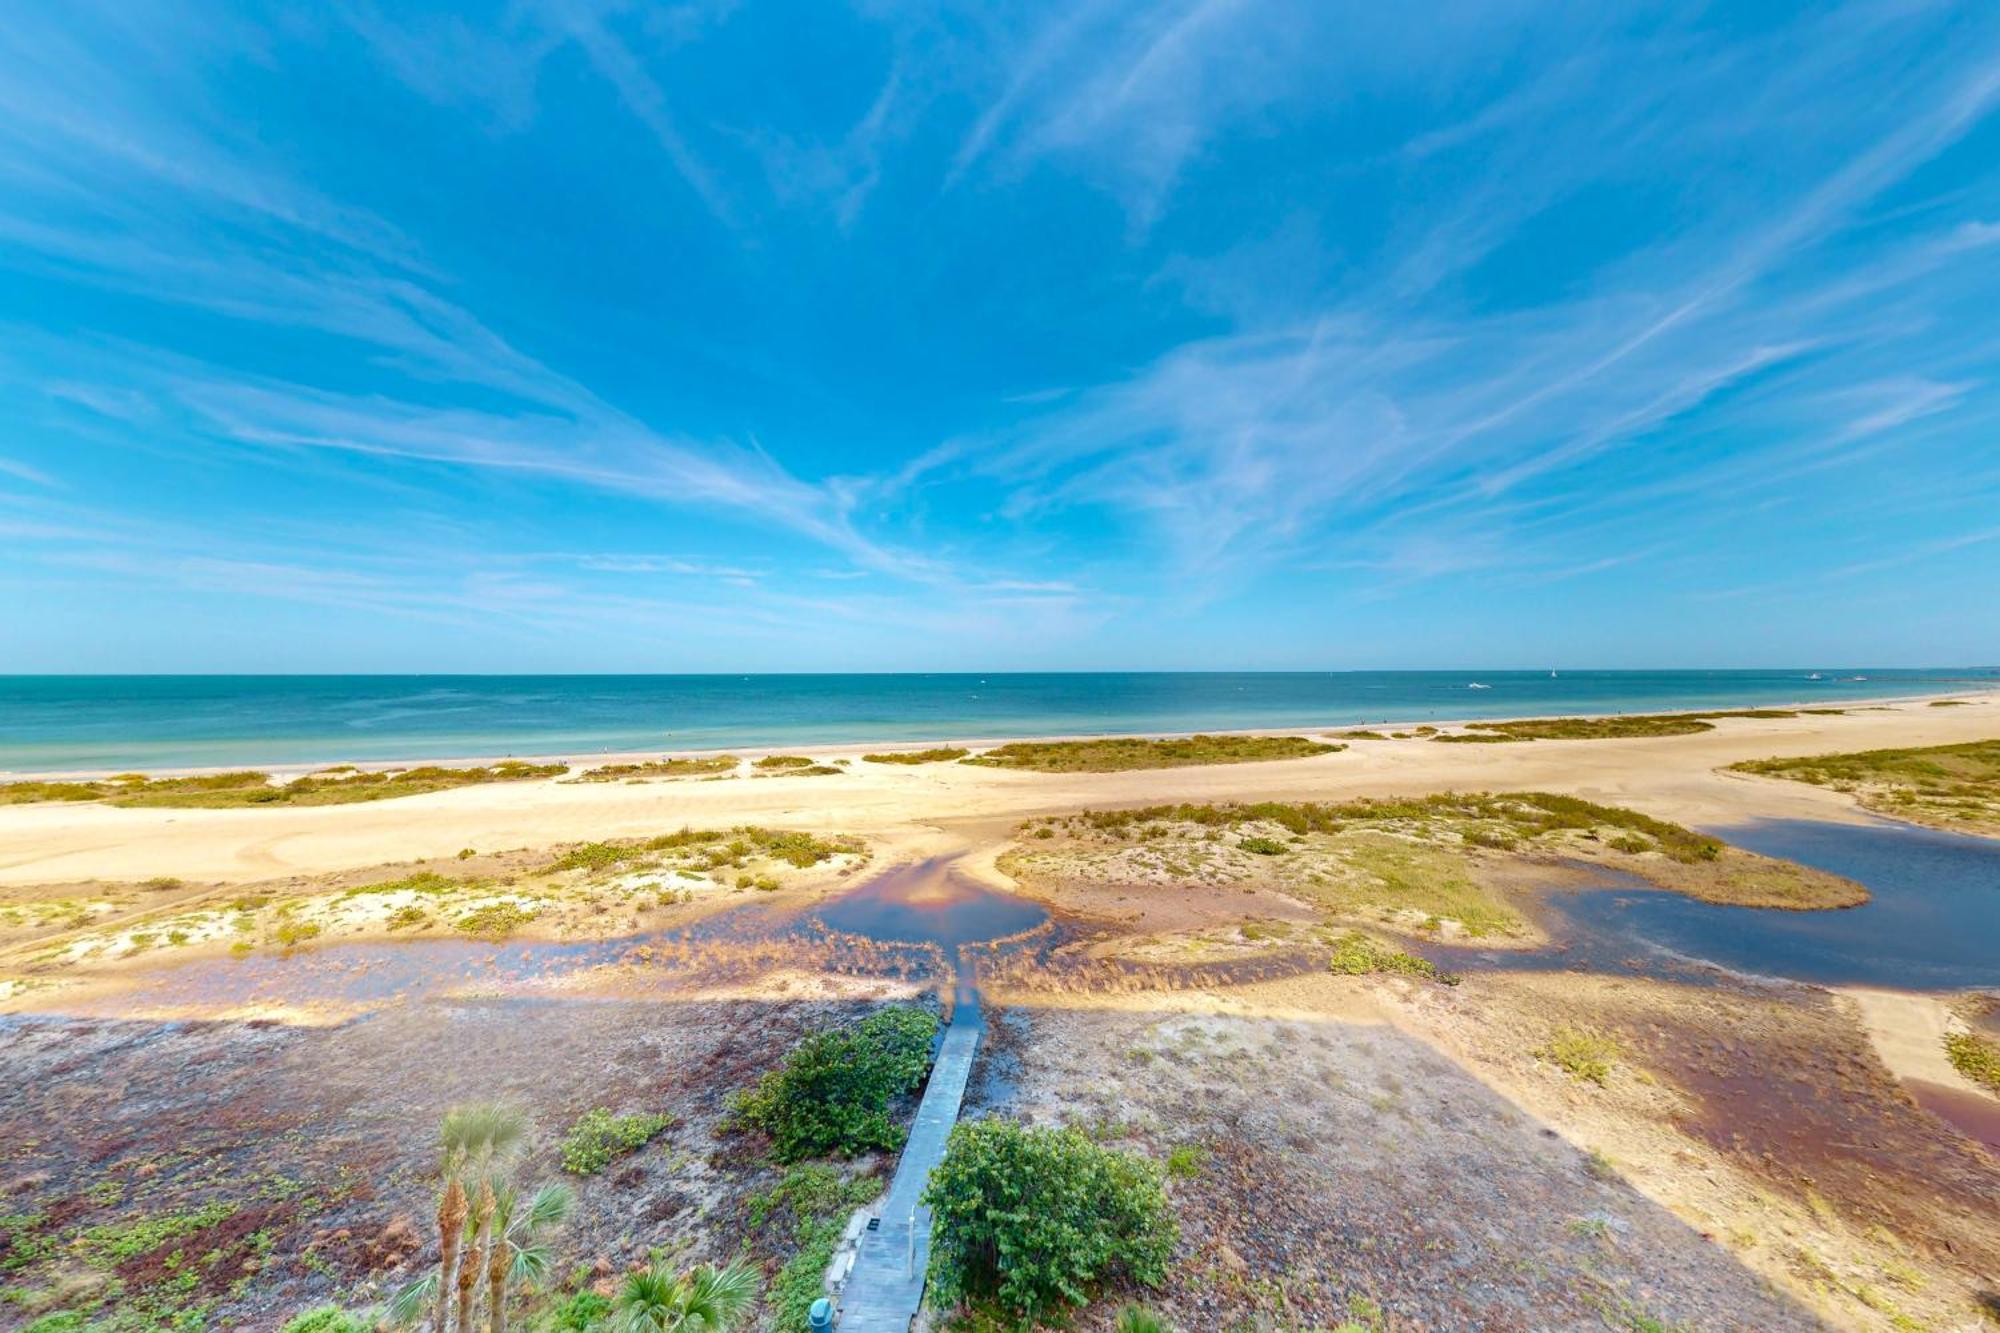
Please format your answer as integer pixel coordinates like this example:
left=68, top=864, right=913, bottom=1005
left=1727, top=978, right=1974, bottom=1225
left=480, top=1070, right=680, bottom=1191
left=836, top=1003, right=982, bottom=1332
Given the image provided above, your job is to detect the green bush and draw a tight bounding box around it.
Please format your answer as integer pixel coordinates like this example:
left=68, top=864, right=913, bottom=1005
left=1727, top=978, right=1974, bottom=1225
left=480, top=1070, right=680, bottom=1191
left=280, top=1309, right=371, bottom=1333
left=923, top=1119, right=1176, bottom=1320
left=732, top=1007, right=939, bottom=1161
left=545, top=1288, right=612, bottom=1330
left=1237, top=836, right=1288, bottom=855
left=560, top=1107, right=676, bottom=1174
left=22, top=1316, right=87, bottom=1333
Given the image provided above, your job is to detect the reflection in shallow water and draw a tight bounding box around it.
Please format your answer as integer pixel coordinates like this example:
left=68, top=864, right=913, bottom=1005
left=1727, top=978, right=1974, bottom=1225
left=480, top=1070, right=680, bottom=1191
left=51, top=858, right=1054, bottom=1017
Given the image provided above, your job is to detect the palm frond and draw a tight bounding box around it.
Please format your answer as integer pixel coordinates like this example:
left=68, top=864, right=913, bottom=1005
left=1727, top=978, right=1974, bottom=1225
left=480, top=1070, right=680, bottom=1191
left=384, top=1267, right=440, bottom=1327
left=524, top=1182, right=575, bottom=1231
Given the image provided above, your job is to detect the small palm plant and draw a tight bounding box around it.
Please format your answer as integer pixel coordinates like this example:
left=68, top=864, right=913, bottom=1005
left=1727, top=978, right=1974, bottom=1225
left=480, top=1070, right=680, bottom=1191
left=392, top=1103, right=530, bottom=1333
left=611, top=1260, right=760, bottom=1333
left=483, top=1181, right=574, bottom=1333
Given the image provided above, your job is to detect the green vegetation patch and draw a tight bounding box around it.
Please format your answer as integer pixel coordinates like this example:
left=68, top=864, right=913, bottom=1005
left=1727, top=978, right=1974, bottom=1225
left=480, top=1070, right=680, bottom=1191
left=1439, top=709, right=1817, bottom=743
left=0, top=761, right=563, bottom=809
left=560, top=1107, right=676, bottom=1174
left=964, top=734, right=1342, bottom=773
left=861, top=747, right=971, bottom=764
left=753, top=754, right=819, bottom=770
left=1041, top=792, right=1722, bottom=864
left=1731, top=738, right=2000, bottom=833
left=339, top=870, right=465, bottom=898
left=550, top=826, right=861, bottom=876
left=731, top=1005, right=939, bottom=1161
left=453, top=902, right=537, bottom=937
left=749, top=1164, right=882, bottom=1329
left=1537, top=1026, right=1622, bottom=1085
left=1326, top=930, right=1459, bottom=984
left=573, top=754, right=739, bottom=781
left=923, top=1119, right=1175, bottom=1321
left=1944, top=1031, right=2000, bottom=1092
left=280, top=1309, right=372, bottom=1333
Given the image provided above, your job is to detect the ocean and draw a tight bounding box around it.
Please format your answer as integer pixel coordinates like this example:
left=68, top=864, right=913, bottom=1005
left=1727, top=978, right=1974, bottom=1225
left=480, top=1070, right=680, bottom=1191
left=0, top=670, right=1990, bottom=773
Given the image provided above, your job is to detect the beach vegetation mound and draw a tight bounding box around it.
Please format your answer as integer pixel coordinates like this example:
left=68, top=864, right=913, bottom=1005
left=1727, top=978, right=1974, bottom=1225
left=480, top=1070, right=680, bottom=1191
left=550, top=826, right=861, bottom=876
left=1436, top=709, right=1812, bottom=743
left=569, top=754, right=738, bottom=781
left=964, top=734, right=1342, bottom=773
left=1944, top=1032, right=2000, bottom=1092
left=0, top=761, right=564, bottom=809
left=923, top=1118, right=1175, bottom=1322
left=1008, top=791, right=1863, bottom=931
left=1731, top=738, right=2000, bottom=834
left=730, top=1005, right=939, bottom=1161
left=862, top=747, right=971, bottom=764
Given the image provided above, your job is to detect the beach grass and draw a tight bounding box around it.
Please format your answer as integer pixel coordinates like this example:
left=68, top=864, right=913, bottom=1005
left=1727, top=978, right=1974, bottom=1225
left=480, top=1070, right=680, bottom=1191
left=861, top=747, right=971, bottom=764
left=964, top=734, right=1342, bottom=773
left=1730, top=738, right=2000, bottom=833
left=0, top=761, right=565, bottom=809
left=571, top=755, right=739, bottom=781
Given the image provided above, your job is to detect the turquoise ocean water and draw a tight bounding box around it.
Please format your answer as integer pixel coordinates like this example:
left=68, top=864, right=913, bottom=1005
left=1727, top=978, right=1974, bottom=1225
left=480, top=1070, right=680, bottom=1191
left=0, top=670, right=1992, bottom=773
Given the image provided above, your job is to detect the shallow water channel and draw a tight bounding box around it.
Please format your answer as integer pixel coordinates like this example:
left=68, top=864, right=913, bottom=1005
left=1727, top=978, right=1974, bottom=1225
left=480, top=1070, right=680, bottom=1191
left=1434, top=817, right=2000, bottom=992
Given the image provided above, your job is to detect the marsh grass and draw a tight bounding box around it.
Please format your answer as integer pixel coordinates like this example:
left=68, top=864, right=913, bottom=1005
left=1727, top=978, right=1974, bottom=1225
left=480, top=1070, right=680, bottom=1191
left=964, top=734, right=1342, bottom=773
left=571, top=755, right=739, bottom=781
left=1731, top=738, right=2000, bottom=832
left=0, top=762, right=563, bottom=809
left=1325, top=930, right=1459, bottom=984
left=862, top=747, right=971, bottom=764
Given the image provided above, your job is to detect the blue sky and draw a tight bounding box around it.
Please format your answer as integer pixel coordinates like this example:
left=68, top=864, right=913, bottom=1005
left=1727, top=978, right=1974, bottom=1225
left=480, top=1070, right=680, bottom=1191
left=2, top=1, right=1998, bottom=672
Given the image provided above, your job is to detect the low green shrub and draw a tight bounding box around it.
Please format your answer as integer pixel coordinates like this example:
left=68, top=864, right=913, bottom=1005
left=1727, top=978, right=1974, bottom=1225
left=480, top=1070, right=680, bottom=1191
left=732, top=1006, right=939, bottom=1161
left=1945, top=1031, right=2000, bottom=1092
left=1326, top=931, right=1458, bottom=984
left=454, top=902, right=536, bottom=937
left=1537, top=1026, right=1621, bottom=1085
left=280, top=1308, right=371, bottom=1333
left=1237, top=836, right=1288, bottom=856
left=924, top=1119, right=1175, bottom=1321
left=546, top=1289, right=612, bottom=1331
left=560, top=1107, right=676, bottom=1175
